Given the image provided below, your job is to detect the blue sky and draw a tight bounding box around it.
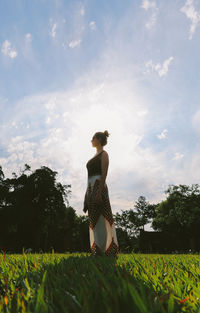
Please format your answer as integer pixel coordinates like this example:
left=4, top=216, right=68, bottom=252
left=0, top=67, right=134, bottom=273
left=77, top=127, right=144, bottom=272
left=0, top=0, right=200, bottom=230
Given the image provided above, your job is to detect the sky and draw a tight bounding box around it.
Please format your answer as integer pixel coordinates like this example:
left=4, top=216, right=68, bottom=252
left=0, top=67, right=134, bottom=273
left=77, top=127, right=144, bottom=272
left=0, top=0, right=200, bottom=231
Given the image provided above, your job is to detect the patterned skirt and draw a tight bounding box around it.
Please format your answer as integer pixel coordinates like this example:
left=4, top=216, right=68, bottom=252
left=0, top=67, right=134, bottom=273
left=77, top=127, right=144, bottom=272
left=84, top=174, right=119, bottom=256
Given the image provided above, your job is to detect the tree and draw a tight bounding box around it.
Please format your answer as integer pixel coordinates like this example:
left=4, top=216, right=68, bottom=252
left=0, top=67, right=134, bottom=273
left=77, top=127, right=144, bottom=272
left=133, top=196, right=151, bottom=231
left=152, top=184, right=200, bottom=238
left=0, top=164, right=72, bottom=252
left=114, top=210, right=136, bottom=237
left=113, top=210, right=141, bottom=252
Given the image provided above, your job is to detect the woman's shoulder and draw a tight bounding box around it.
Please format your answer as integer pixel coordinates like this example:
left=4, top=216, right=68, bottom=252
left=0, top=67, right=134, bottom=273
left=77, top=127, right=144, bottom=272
left=102, top=150, right=108, bottom=157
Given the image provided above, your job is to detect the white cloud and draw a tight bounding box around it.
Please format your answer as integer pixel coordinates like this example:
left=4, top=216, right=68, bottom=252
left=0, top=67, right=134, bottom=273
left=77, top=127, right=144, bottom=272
left=68, top=39, right=81, bottom=48
left=141, top=0, right=156, bottom=10
left=144, top=56, right=174, bottom=77
left=56, top=3, right=86, bottom=51
left=0, top=69, right=163, bottom=215
left=50, top=23, right=57, bottom=38
left=1, top=40, right=18, bottom=58
left=173, top=152, right=184, bottom=160
left=157, top=129, right=168, bottom=139
left=0, top=57, right=198, bottom=218
left=145, top=11, right=158, bottom=29
left=141, top=0, right=159, bottom=29
left=89, top=21, right=96, bottom=30
left=180, top=0, right=200, bottom=40
left=45, top=116, right=51, bottom=125
left=25, top=33, right=32, bottom=43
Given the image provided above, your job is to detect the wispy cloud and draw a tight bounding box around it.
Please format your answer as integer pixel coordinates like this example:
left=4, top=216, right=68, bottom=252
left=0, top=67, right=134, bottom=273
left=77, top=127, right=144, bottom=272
left=25, top=33, right=32, bottom=43
left=173, top=152, right=184, bottom=160
left=1, top=40, right=17, bottom=58
left=68, top=39, right=82, bottom=48
left=144, top=56, right=174, bottom=77
left=140, top=0, right=159, bottom=29
left=50, top=23, right=57, bottom=38
left=55, top=2, right=86, bottom=50
left=157, top=129, right=168, bottom=139
left=0, top=54, right=195, bottom=216
left=89, top=21, right=96, bottom=31
left=180, top=0, right=200, bottom=40
left=0, top=62, right=165, bottom=213
left=141, top=0, right=156, bottom=10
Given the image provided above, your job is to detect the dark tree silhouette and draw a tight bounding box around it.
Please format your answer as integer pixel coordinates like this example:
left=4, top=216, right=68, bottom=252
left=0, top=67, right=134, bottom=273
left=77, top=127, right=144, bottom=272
left=152, top=184, right=200, bottom=237
left=0, top=164, right=72, bottom=252
left=133, top=196, right=150, bottom=230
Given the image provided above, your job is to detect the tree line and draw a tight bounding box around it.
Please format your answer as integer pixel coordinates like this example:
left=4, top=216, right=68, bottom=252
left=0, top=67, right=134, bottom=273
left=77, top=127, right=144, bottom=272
left=0, top=163, right=200, bottom=253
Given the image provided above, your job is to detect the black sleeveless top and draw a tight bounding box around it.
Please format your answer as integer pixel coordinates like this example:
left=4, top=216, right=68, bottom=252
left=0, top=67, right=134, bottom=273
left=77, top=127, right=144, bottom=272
left=86, top=150, right=104, bottom=177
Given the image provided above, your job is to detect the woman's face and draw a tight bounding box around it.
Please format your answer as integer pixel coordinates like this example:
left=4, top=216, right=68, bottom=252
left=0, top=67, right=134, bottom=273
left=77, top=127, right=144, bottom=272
left=91, top=135, right=100, bottom=147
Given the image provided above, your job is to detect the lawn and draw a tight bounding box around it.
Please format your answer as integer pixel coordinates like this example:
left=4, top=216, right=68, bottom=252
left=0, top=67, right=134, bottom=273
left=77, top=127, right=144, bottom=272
left=1, top=252, right=200, bottom=312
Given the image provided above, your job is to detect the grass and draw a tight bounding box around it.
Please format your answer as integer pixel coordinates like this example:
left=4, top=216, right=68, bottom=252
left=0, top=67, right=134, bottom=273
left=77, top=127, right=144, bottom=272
left=1, top=252, right=200, bottom=312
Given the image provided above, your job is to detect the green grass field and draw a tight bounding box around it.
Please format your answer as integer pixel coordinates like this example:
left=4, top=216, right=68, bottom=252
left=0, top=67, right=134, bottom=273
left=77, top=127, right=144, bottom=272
left=1, top=252, right=200, bottom=312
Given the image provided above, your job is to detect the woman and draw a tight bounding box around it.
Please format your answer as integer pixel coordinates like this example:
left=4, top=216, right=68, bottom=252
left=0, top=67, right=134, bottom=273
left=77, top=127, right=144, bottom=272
left=83, top=130, right=119, bottom=257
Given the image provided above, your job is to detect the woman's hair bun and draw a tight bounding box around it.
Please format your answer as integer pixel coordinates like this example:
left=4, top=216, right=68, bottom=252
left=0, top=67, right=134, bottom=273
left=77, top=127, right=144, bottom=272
left=104, top=130, right=110, bottom=137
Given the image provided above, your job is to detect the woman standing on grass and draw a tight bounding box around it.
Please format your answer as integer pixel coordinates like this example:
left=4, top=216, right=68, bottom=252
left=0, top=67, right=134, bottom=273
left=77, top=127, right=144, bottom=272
left=83, top=130, right=119, bottom=257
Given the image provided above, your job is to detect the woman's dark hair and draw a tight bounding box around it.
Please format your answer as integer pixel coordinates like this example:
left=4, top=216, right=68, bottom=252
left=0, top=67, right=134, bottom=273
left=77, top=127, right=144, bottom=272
left=94, top=130, right=110, bottom=146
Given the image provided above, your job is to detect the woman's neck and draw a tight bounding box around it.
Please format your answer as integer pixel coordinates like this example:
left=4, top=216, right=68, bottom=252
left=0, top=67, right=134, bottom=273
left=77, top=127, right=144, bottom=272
left=95, top=148, right=103, bottom=154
